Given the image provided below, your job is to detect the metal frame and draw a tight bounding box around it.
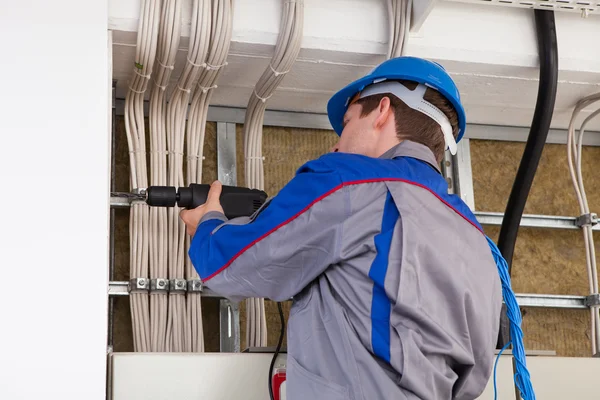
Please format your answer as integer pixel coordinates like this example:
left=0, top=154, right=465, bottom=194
left=453, top=138, right=475, bottom=211
left=107, top=281, right=587, bottom=309
left=109, top=104, right=597, bottom=358
left=114, top=101, right=600, bottom=146
left=216, top=122, right=241, bottom=353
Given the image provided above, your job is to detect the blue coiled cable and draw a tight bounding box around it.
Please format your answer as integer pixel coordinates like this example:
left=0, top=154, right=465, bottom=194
left=486, top=236, right=536, bottom=400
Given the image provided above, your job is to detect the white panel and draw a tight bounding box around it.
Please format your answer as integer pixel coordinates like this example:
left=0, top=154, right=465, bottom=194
left=476, top=356, right=516, bottom=400
left=0, top=1, right=110, bottom=400
left=527, top=356, right=600, bottom=399
left=112, top=353, right=287, bottom=400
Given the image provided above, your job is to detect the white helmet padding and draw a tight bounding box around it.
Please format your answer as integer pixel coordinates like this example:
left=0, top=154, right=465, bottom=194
left=356, top=80, right=457, bottom=155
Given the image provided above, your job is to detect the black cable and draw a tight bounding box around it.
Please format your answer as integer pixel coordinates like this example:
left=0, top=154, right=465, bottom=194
left=268, top=302, right=285, bottom=400
left=496, top=9, right=558, bottom=348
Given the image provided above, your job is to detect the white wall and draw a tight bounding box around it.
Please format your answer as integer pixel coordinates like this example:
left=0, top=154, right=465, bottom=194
left=0, top=1, right=109, bottom=399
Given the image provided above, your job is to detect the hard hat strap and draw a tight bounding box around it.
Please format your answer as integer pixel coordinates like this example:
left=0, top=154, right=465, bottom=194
left=355, top=81, right=457, bottom=155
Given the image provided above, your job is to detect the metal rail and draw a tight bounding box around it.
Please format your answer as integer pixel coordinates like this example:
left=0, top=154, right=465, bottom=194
left=111, top=195, right=595, bottom=231
left=108, top=281, right=587, bottom=309
left=474, top=211, right=599, bottom=231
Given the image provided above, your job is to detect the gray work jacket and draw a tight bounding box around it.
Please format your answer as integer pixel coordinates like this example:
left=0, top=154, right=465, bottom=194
left=189, top=140, right=502, bottom=399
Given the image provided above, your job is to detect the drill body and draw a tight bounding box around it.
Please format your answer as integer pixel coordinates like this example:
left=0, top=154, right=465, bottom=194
left=145, top=184, right=268, bottom=219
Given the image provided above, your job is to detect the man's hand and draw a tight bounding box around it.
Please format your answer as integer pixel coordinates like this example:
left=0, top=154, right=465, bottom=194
left=180, top=181, right=225, bottom=236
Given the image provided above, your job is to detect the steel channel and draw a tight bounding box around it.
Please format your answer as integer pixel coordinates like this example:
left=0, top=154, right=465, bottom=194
left=514, top=293, right=586, bottom=309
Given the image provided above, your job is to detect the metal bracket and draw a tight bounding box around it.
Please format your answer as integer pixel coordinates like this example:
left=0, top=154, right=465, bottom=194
left=150, top=278, right=169, bottom=293
left=584, top=294, right=600, bottom=307
left=575, top=213, right=598, bottom=227
left=169, top=279, right=187, bottom=293
left=187, top=279, right=203, bottom=293
left=128, top=278, right=149, bottom=293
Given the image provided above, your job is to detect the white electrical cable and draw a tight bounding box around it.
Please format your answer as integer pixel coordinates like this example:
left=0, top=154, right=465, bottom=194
left=165, top=0, right=212, bottom=352
left=386, top=0, right=411, bottom=59
left=242, top=0, right=304, bottom=348
left=124, top=0, right=162, bottom=352
left=148, top=0, right=182, bottom=352
left=185, top=0, right=234, bottom=353
left=566, top=93, right=600, bottom=355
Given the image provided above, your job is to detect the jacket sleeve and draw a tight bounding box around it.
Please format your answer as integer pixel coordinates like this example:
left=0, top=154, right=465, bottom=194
left=188, top=157, right=348, bottom=302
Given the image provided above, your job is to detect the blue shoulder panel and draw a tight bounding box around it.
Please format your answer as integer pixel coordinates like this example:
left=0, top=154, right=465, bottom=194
left=318, top=152, right=483, bottom=232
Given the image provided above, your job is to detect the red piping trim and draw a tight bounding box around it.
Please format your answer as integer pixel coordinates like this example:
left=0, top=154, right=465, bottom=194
left=202, top=178, right=483, bottom=282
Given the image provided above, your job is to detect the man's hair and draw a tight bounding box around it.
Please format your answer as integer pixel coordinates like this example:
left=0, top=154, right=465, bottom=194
left=355, top=80, right=459, bottom=163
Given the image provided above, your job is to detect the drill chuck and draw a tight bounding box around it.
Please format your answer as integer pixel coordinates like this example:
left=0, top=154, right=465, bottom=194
left=145, top=184, right=268, bottom=219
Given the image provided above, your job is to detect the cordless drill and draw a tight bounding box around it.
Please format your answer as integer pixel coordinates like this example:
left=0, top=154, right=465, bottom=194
left=142, top=184, right=268, bottom=219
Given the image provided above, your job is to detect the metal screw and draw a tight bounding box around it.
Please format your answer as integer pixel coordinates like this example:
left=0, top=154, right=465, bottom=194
left=445, top=161, right=451, bottom=167
left=159, top=281, right=165, bottom=287
left=177, top=281, right=184, bottom=288
left=139, top=279, right=146, bottom=285
left=194, top=282, right=201, bottom=289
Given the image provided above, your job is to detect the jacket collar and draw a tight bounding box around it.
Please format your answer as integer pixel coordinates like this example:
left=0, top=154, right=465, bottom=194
left=378, top=140, right=441, bottom=174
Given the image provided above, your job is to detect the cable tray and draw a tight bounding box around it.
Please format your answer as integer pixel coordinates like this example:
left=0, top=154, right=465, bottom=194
left=445, top=0, right=599, bottom=14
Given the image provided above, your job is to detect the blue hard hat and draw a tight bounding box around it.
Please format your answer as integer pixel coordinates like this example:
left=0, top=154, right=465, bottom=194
left=327, top=56, right=466, bottom=143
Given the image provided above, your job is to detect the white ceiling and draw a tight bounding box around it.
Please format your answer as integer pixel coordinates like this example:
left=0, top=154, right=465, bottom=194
left=110, top=0, right=600, bottom=132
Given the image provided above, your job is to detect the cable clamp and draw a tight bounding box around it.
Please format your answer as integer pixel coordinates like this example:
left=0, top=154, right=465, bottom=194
left=149, top=150, right=169, bottom=156
left=132, top=188, right=147, bottom=195
left=269, top=63, right=290, bottom=77
left=253, top=89, right=273, bottom=103
left=176, top=84, right=191, bottom=94
left=134, top=68, right=151, bottom=80
left=198, top=84, right=218, bottom=94
left=128, top=278, right=150, bottom=293
left=152, top=78, right=168, bottom=91
left=187, top=57, right=206, bottom=68
left=127, top=83, right=147, bottom=95
left=187, top=279, right=203, bottom=293
left=157, top=59, right=175, bottom=71
left=584, top=294, right=600, bottom=307
left=205, top=61, right=228, bottom=71
left=575, top=213, right=598, bottom=227
left=150, top=278, right=169, bottom=293
left=169, top=279, right=187, bottom=294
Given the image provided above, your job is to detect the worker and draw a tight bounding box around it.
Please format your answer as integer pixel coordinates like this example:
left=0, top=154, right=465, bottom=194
left=180, top=56, right=503, bottom=400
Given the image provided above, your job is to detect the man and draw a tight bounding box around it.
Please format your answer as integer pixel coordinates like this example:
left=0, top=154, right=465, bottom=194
left=181, top=56, right=502, bottom=400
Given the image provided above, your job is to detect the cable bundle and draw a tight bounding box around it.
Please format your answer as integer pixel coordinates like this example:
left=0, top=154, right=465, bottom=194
left=164, top=0, right=212, bottom=352
left=386, top=0, right=412, bottom=58
left=566, top=93, right=600, bottom=355
left=124, top=0, right=161, bottom=352
left=242, top=0, right=304, bottom=348
left=487, top=237, right=536, bottom=400
left=185, top=0, right=234, bottom=353
left=148, top=0, right=182, bottom=352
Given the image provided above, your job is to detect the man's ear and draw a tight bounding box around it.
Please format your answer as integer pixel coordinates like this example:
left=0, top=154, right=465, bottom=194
left=373, top=96, right=392, bottom=130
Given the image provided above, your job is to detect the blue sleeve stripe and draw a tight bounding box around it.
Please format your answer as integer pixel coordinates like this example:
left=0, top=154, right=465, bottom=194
left=369, top=191, right=399, bottom=363
left=200, top=182, right=346, bottom=282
